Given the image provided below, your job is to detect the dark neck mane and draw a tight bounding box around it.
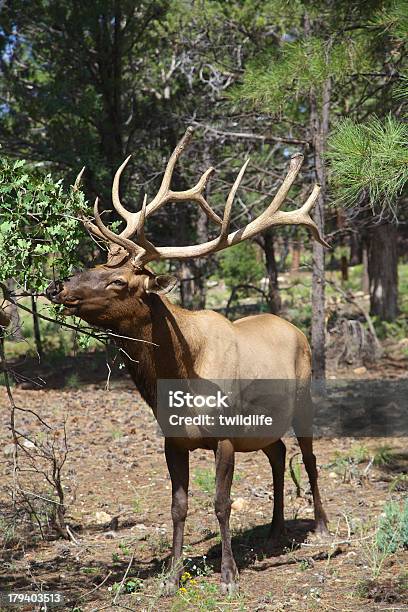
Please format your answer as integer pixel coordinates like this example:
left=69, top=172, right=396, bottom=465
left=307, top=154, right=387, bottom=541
left=117, top=294, right=201, bottom=408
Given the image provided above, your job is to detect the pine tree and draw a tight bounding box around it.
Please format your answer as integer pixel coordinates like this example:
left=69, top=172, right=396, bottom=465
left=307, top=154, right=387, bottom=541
left=230, top=0, right=407, bottom=375
left=328, top=115, right=408, bottom=319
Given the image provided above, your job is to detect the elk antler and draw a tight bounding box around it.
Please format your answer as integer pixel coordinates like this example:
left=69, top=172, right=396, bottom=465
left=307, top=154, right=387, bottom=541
left=82, top=126, right=329, bottom=268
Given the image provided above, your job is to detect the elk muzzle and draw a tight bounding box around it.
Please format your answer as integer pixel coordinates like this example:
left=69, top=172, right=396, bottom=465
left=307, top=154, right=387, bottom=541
left=46, top=280, right=65, bottom=303
left=46, top=279, right=82, bottom=312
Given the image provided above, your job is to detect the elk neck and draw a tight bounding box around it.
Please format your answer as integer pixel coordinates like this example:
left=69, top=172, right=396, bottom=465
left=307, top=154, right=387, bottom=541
left=114, top=293, right=203, bottom=407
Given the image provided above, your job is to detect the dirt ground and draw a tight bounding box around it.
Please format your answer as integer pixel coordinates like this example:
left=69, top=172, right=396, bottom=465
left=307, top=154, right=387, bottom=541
left=0, top=355, right=407, bottom=612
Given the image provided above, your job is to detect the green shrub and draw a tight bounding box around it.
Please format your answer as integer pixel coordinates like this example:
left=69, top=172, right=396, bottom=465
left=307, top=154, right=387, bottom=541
left=373, top=317, right=408, bottom=341
left=217, top=242, right=264, bottom=292
left=0, top=157, right=88, bottom=291
left=376, top=498, right=408, bottom=553
left=193, top=468, right=216, bottom=496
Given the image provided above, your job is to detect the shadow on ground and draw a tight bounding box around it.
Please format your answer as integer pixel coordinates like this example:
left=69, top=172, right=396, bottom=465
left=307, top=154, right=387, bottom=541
left=0, top=518, right=321, bottom=608
left=7, top=350, right=129, bottom=389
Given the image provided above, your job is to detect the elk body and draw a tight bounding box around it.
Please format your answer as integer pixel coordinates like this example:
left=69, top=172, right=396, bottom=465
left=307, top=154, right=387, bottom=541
left=47, top=128, right=329, bottom=594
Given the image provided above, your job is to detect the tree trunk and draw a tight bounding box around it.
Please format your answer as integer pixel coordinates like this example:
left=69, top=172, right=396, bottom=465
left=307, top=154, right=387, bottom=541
left=263, top=229, right=281, bottom=314
left=310, top=77, right=331, bottom=381
left=290, top=237, right=301, bottom=273
left=179, top=261, right=195, bottom=309
left=31, top=294, right=43, bottom=358
left=349, top=232, right=361, bottom=266
left=362, top=241, right=370, bottom=294
left=367, top=223, right=398, bottom=320
left=97, top=7, right=124, bottom=176
left=3, top=279, right=24, bottom=341
left=193, top=208, right=208, bottom=309
left=279, top=235, right=290, bottom=272
left=341, top=255, right=348, bottom=283
left=312, top=227, right=326, bottom=380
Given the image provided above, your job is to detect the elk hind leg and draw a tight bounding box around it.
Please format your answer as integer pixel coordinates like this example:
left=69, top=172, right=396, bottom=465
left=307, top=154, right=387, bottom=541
left=263, top=439, right=286, bottom=543
left=297, top=436, right=329, bottom=535
left=294, top=384, right=329, bottom=535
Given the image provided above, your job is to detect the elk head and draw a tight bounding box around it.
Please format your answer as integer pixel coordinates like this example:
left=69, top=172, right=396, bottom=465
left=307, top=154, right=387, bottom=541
left=46, top=127, right=328, bottom=328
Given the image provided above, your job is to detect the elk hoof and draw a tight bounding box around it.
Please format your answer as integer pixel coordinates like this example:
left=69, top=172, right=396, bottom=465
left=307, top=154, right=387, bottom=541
left=220, top=580, right=239, bottom=596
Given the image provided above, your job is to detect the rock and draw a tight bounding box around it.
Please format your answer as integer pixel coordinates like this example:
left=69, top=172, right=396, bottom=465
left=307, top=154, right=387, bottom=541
left=329, top=472, right=338, bottom=479
left=231, top=497, right=248, bottom=513
left=23, top=439, right=35, bottom=449
left=135, top=532, right=148, bottom=541
left=135, top=523, right=147, bottom=530
left=95, top=511, right=112, bottom=524
left=353, top=366, right=367, bottom=375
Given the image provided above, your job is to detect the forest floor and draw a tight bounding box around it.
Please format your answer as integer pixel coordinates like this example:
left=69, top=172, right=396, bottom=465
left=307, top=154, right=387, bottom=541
left=0, top=348, right=408, bottom=611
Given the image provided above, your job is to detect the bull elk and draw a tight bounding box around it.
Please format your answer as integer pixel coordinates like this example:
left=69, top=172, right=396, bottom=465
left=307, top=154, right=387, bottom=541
left=46, top=127, right=329, bottom=594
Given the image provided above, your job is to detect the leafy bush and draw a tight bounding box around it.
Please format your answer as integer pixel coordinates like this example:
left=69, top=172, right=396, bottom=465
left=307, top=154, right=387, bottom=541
left=373, top=316, right=408, bottom=341
left=193, top=468, right=215, bottom=496
left=217, top=241, right=264, bottom=292
left=0, top=157, right=88, bottom=291
left=111, top=577, right=144, bottom=594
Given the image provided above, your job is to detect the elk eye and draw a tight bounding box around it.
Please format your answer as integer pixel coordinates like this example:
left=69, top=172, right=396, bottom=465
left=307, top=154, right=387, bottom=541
left=110, top=279, right=127, bottom=287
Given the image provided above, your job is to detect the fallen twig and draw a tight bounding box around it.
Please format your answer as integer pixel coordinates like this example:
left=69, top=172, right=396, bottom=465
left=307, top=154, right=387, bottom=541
left=112, top=552, right=135, bottom=605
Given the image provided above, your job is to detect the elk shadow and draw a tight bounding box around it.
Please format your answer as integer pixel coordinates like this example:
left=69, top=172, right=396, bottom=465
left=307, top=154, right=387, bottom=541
left=9, top=350, right=129, bottom=389
left=92, top=518, right=317, bottom=590
left=102, top=518, right=316, bottom=585
left=196, top=518, right=316, bottom=573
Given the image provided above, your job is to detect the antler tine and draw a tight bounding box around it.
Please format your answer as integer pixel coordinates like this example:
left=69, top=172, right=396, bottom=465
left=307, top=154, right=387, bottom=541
left=111, top=128, right=221, bottom=242
left=295, top=184, right=330, bottom=247
left=93, top=197, right=141, bottom=255
left=73, top=166, right=112, bottom=242
left=73, top=166, right=86, bottom=191
left=143, top=126, right=222, bottom=224
left=83, top=217, right=107, bottom=242
left=261, top=153, right=304, bottom=218
left=137, top=193, right=147, bottom=236
left=160, top=126, right=195, bottom=195
left=110, top=155, right=139, bottom=238
left=132, top=194, right=159, bottom=262
left=171, top=166, right=222, bottom=225
left=218, top=159, right=250, bottom=244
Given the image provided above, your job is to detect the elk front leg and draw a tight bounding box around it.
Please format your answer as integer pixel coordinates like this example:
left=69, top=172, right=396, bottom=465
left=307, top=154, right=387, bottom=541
left=164, top=438, right=189, bottom=594
left=263, top=439, right=286, bottom=543
left=214, top=439, right=238, bottom=594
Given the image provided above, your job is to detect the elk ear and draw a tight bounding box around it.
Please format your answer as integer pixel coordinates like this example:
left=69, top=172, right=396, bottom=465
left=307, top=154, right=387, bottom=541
left=144, top=274, right=178, bottom=295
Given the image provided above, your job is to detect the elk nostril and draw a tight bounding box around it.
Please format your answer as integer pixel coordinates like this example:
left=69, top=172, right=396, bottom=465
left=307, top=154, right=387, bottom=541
left=46, top=281, right=63, bottom=299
